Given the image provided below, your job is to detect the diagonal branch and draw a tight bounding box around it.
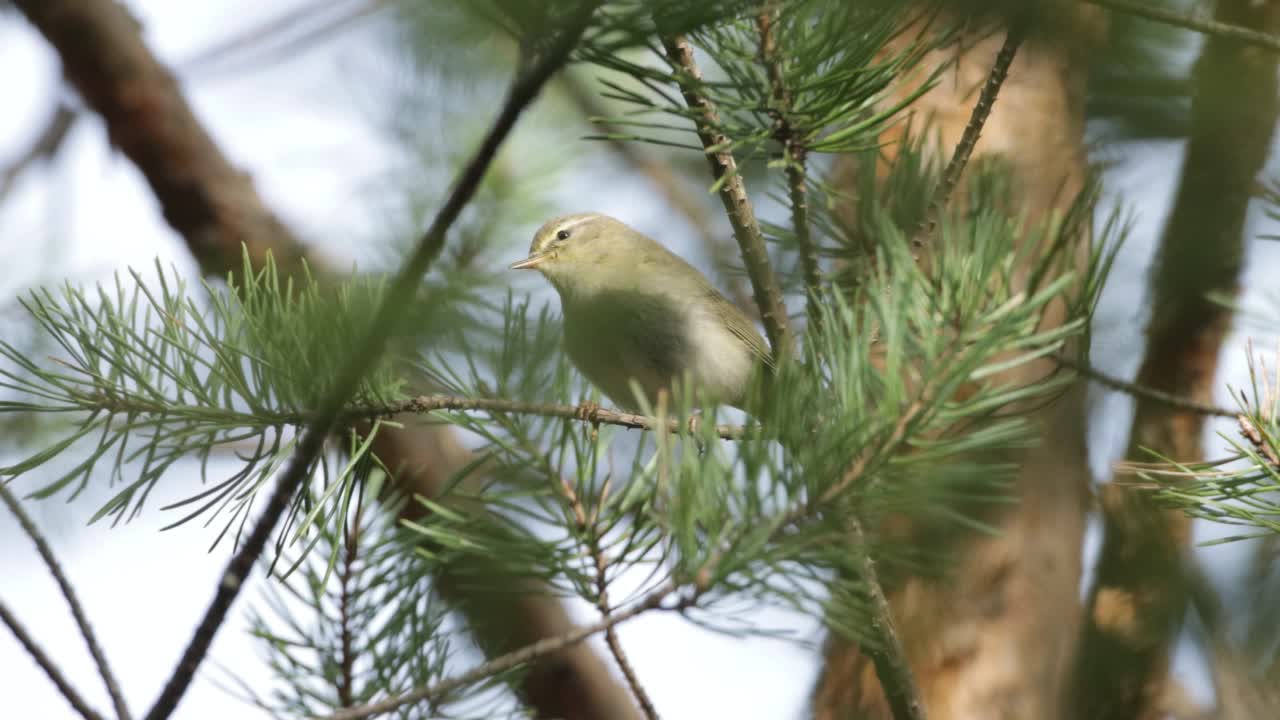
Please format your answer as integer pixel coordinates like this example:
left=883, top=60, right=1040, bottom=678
left=321, top=581, right=681, bottom=720
left=558, top=478, right=660, bottom=719
left=0, top=484, right=130, bottom=720
left=0, top=599, right=108, bottom=720
left=916, top=18, right=1025, bottom=250
left=133, top=4, right=603, bottom=718
left=1055, top=355, right=1236, bottom=418
left=847, top=518, right=926, bottom=720
left=13, top=1, right=634, bottom=718
left=0, top=102, right=77, bottom=205
left=1082, top=0, right=1280, bottom=53
left=11, top=0, right=307, bottom=277
left=659, top=34, right=792, bottom=356
left=755, top=9, right=821, bottom=325
left=360, top=395, right=747, bottom=440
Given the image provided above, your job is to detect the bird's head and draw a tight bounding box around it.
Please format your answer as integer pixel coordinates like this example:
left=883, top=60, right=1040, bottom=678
left=510, top=212, right=653, bottom=294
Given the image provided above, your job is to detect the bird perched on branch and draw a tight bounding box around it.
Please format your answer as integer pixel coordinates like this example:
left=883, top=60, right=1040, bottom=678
left=511, top=212, right=771, bottom=411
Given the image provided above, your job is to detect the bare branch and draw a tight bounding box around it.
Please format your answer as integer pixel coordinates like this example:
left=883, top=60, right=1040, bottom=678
left=40, top=393, right=749, bottom=442
left=916, top=19, right=1025, bottom=250
left=1055, top=355, right=1236, bottom=418
left=0, top=484, right=130, bottom=720
left=364, top=395, right=747, bottom=440
left=755, top=10, right=821, bottom=322
left=847, top=518, right=927, bottom=720
left=12, top=0, right=307, bottom=276
left=0, top=102, right=76, bottom=204
left=660, top=34, right=793, bottom=356
left=180, top=0, right=382, bottom=79
left=1082, top=0, right=1280, bottom=53
left=0, top=599, right=108, bottom=720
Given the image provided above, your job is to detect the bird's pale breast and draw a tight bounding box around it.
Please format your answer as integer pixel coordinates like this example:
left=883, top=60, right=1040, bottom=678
left=562, top=286, right=754, bottom=410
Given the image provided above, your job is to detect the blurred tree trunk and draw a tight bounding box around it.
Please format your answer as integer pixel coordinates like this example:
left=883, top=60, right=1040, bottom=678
left=813, top=6, right=1104, bottom=719
left=11, top=2, right=640, bottom=718
left=1071, top=2, right=1280, bottom=719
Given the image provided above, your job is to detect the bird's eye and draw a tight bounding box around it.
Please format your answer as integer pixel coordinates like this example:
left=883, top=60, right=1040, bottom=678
left=556, top=229, right=571, bottom=241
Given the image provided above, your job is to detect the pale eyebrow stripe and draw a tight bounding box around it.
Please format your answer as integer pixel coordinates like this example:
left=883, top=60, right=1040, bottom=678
left=554, top=215, right=597, bottom=234
left=533, top=215, right=598, bottom=254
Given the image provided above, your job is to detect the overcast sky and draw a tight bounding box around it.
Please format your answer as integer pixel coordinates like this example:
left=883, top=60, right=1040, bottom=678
left=2, top=2, right=1279, bottom=719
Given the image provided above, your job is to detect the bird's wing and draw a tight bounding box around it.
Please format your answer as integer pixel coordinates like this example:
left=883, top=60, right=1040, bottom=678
left=704, top=286, right=775, bottom=369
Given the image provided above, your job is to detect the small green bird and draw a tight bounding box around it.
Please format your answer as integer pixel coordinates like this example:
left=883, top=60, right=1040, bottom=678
left=511, top=212, right=772, bottom=411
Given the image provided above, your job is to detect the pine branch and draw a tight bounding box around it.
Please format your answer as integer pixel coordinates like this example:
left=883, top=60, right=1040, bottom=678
left=559, top=479, right=660, bottom=720
left=0, top=599, right=107, bottom=720
left=1055, top=355, right=1236, bottom=418
left=139, top=5, right=602, bottom=718
left=0, top=484, right=130, bottom=720
left=31, top=391, right=748, bottom=442
left=847, top=517, right=927, bottom=720
left=659, top=34, right=793, bottom=356
left=320, top=581, right=681, bottom=720
left=916, top=18, right=1025, bottom=251
left=1082, top=0, right=1280, bottom=53
left=364, top=395, right=747, bottom=440
left=755, top=9, right=821, bottom=324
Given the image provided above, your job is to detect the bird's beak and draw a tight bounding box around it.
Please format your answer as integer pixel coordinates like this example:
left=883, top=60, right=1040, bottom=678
left=510, top=254, right=549, bottom=270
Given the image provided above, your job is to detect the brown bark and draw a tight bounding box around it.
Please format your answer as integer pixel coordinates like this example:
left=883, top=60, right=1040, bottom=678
left=1071, top=2, right=1280, bottom=718
left=813, top=8, right=1104, bottom=719
left=11, top=2, right=638, bottom=718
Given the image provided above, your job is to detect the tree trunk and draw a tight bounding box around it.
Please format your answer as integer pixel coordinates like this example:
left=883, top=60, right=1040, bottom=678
left=813, top=7, right=1103, bottom=719
left=1071, top=2, right=1280, bottom=718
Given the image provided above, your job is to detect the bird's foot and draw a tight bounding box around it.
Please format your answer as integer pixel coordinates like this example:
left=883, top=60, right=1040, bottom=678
left=575, top=399, right=601, bottom=423
left=576, top=399, right=602, bottom=442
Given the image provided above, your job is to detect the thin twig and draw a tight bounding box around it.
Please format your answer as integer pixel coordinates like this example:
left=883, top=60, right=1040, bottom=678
left=559, top=479, right=661, bottom=720
left=0, top=599, right=108, bottom=720
left=0, top=102, right=77, bottom=204
left=660, top=34, right=792, bottom=356
left=560, top=72, right=757, bottom=315
left=1054, top=355, right=1236, bottom=418
left=915, top=19, right=1025, bottom=250
left=1238, top=415, right=1280, bottom=469
left=139, top=6, right=601, bottom=718
left=847, top=518, right=927, bottom=720
left=319, top=581, right=680, bottom=720
left=337, top=484, right=365, bottom=708
left=180, top=0, right=382, bottom=79
left=1082, top=0, right=1280, bottom=54
left=0, top=484, right=131, bottom=720
left=19, top=390, right=750, bottom=441
left=368, top=395, right=747, bottom=440
left=755, top=10, right=821, bottom=323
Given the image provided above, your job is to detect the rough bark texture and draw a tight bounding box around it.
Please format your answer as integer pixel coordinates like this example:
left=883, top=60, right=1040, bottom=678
left=813, top=8, right=1104, bottom=719
left=12, top=2, right=639, bottom=718
left=1071, top=2, right=1280, bottom=718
